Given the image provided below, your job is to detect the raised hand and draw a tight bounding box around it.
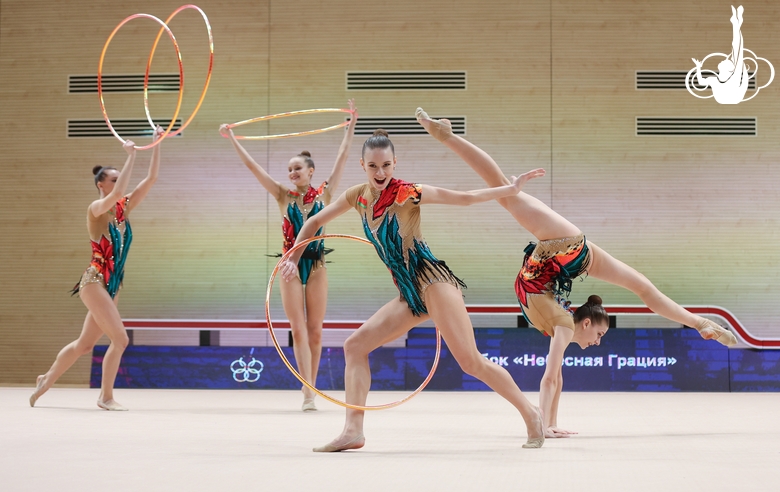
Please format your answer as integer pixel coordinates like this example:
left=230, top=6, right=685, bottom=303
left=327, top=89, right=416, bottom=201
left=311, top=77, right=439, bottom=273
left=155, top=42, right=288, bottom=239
left=692, top=58, right=702, bottom=67
left=348, top=98, right=358, bottom=120
left=123, top=140, right=136, bottom=155
left=219, top=124, right=234, bottom=138
left=152, top=125, right=165, bottom=142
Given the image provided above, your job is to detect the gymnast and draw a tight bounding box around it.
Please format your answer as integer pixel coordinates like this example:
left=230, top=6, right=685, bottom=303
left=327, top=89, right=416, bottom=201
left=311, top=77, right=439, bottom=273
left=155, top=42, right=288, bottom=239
left=30, top=126, right=165, bottom=411
left=415, top=108, right=737, bottom=438
left=280, top=128, right=548, bottom=451
left=220, top=100, right=357, bottom=411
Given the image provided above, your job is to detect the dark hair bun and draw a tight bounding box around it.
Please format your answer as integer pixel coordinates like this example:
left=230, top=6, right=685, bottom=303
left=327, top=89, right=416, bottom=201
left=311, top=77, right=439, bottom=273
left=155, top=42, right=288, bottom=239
left=586, top=294, right=603, bottom=305
left=92, top=165, right=103, bottom=176
left=372, top=128, right=389, bottom=138
left=300, top=150, right=311, bottom=157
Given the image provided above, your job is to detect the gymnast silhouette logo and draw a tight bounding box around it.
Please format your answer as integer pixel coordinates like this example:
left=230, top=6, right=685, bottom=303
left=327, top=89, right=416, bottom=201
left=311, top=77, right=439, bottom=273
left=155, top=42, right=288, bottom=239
left=686, top=5, right=774, bottom=104
left=230, top=349, right=264, bottom=383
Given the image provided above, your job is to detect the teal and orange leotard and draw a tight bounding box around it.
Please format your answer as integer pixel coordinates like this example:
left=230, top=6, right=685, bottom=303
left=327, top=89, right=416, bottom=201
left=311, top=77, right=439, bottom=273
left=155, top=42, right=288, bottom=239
left=276, top=182, right=330, bottom=285
left=345, top=178, right=465, bottom=316
left=72, top=196, right=132, bottom=299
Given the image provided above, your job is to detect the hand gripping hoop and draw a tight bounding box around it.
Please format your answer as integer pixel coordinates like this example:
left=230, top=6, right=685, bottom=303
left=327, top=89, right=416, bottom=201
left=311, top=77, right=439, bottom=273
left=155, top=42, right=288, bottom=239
left=265, top=234, right=441, bottom=411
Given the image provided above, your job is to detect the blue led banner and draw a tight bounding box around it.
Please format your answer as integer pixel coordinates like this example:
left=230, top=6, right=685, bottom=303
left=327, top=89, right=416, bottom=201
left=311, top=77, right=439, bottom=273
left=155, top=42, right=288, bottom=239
left=93, top=328, right=780, bottom=392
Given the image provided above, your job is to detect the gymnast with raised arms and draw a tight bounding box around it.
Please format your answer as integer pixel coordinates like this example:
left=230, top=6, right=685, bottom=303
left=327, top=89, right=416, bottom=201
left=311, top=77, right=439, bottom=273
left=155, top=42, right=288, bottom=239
left=31, top=126, right=165, bottom=411
left=220, top=100, right=358, bottom=411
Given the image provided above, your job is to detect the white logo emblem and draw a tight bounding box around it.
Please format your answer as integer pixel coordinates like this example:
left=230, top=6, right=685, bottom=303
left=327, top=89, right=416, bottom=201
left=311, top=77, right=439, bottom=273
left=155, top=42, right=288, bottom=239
left=686, top=5, right=774, bottom=104
left=230, top=355, right=264, bottom=383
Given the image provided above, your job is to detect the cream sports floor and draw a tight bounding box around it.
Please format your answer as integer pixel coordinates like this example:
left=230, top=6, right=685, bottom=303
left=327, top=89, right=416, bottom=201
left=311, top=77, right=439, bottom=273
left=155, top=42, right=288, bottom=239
left=2, top=388, right=777, bottom=491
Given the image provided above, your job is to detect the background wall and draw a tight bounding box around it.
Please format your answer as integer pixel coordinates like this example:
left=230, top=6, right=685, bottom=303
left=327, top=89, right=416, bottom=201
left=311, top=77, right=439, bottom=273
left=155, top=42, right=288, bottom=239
left=1, top=0, right=778, bottom=385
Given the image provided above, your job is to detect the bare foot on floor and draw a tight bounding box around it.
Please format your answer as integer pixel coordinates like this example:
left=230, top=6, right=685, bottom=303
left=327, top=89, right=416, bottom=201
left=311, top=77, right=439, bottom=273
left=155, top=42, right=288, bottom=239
left=313, top=434, right=365, bottom=453
left=522, top=406, right=545, bottom=449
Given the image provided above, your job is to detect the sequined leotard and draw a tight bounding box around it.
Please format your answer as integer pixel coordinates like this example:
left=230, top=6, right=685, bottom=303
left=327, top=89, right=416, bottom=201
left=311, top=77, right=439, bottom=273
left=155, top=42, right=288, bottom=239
left=345, top=178, right=465, bottom=316
left=276, top=181, right=331, bottom=285
left=71, top=196, right=132, bottom=299
left=514, top=234, right=591, bottom=336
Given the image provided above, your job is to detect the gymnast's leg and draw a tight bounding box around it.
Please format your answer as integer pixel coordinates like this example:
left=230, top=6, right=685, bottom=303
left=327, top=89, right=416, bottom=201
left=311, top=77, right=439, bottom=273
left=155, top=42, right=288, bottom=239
left=424, top=282, right=545, bottom=448
left=587, top=243, right=736, bottom=346
left=313, top=297, right=421, bottom=452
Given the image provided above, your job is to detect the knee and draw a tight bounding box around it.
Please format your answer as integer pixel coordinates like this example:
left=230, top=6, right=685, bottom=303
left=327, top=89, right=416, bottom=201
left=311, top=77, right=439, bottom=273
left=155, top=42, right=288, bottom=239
left=457, top=353, right=489, bottom=378
left=307, top=327, right=322, bottom=346
left=290, top=323, right=308, bottom=341
left=633, top=273, right=655, bottom=298
left=112, top=333, right=129, bottom=350
left=75, top=341, right=96, bottom=356
left=343, top=334, right=369, bottom=361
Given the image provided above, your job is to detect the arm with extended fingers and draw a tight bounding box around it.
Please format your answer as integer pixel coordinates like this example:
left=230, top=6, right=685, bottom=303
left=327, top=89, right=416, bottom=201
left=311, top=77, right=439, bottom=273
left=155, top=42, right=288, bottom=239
left=89, top=140, right=137, bottom=217
left=419, top=169, right=545, bottom=206
left=126, top=126, right=164, bottom=212
left=326, top=99, right=358, bottom=193
left=539, top=329, right=578, bottom=438
left=220, top=124, right=283, bottom=201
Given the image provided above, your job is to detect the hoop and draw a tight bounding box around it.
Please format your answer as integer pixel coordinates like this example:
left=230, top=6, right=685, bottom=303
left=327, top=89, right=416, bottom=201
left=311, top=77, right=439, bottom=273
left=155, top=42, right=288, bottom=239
left=265, top=234, right=442, bottom=411
left=144, top=5, right=214, bottom=137
left=98, top=13, right=184, bottom=150
left=226, top=108, right=353, bottom=140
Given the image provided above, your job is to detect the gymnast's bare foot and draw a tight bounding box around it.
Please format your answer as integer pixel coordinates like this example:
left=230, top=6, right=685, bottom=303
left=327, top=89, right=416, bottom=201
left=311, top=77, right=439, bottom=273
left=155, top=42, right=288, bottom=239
left=695, top=318, right=737, bottom=347
left=312, top=433, right=365, bottom=452
left=29, top=375, right=46, bottom=407
left=415, top=107, right=453, bottom=142
left=522, top=406, right=545, bottom=448
left=97, top=398, right=128, bottom=411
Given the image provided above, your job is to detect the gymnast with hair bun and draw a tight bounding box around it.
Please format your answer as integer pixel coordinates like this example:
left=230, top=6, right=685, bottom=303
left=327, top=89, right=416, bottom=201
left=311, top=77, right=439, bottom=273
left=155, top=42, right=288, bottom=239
left=30, top=126, right=165, bottom=411
left=219, top=99, right=358, bottom=412
left=416, top=108, right=737, bottom=438
left=280, top=128, right=549, bottom=452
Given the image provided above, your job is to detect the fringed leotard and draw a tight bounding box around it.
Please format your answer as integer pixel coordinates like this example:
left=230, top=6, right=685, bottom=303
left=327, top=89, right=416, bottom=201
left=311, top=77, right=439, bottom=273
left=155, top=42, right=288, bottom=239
left=276, top=181, right=331, bottom=285
left=345, top=178, right=465, bottom=316
left=72, top=197, right=132, bottom=299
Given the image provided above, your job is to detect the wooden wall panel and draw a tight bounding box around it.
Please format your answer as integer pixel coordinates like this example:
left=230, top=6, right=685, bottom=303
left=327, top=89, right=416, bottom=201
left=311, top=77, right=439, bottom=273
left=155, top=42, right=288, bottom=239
left=549, top=0, right=780, bottom=333
left=1, top=0, right=778, bottom=385
left=0, top=0, right=272, bottom=384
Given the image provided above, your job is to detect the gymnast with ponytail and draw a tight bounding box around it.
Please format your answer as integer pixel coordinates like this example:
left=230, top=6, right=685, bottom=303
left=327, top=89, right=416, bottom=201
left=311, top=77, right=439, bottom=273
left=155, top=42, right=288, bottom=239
left=416, top=108, right=738, bottom=438
left=220, top=100, right=358, bottom=412
left=31, top=126, right=165, bottom=411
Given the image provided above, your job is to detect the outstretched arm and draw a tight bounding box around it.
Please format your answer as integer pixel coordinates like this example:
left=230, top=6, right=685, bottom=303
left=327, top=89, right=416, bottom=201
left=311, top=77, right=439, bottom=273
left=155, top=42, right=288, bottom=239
left=220, top=124, right=284, bottom=201
left=419, top=169, right=545, bottom=206
left=326, top=99, right=358, bottom=193
left=89, top=140, right=137, bottom=217
left=126, top=126, right=164, bottom=212
left=279, top=192, right=352, bottom=281
left=539, top=328, right=575, bottom=438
